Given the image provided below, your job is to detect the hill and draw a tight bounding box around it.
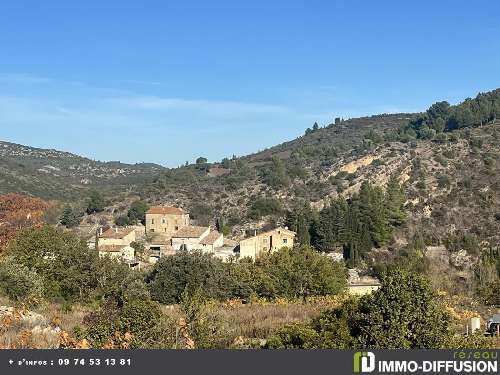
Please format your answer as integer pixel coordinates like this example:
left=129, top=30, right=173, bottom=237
left=0, top=141, right=165, bottom=200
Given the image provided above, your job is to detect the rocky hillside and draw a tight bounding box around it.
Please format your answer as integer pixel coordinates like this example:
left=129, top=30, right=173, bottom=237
left=0, top=141, right=165, bottom=200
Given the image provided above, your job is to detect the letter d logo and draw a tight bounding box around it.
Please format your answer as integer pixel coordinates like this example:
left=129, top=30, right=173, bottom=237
left=353, top=352, right=375, bottom=373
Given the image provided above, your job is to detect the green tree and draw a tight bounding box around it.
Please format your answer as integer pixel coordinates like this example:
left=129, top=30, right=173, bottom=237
left=86, top=191, right=106, bottom=214
left=261, top=157, right=290, bottom=188
left=385, top=175, right=407, bottom=226
left=7, top=226, right=98, bottom=300
left=147, top=250, right=231, bottom=304
left=60, top=205, right=83, bottom=228
left=196, top=156, right=208, bottom=164
left=352, top=268, right=450, bottom=348
left=114, top=215, right=130, bottom=226
left=256, top=246, right=347, bottom=299
left=127, top=200, right=149, bottom=224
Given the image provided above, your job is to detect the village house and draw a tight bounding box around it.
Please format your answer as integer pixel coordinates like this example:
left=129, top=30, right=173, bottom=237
left=171, top=226, right=223, bottom=253
left=239, top=227, right=296, bottom=260
left=97, top=226, right=136, bottom=247
left=98, top=244, right=135, bottom=262
left=96, top=226, right=137, bottom=264
left=145, top=206, right=190, bottom=239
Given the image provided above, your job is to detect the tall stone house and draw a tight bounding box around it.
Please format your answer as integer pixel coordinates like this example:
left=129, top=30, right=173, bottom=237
left=145, top=206, right=190, bottom=239
left=239, top=227, right=296, bottom=260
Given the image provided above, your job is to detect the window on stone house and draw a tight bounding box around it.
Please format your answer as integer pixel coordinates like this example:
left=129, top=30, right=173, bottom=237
left=162, top=218, right=166, bottom=224
left=151, top=219, right=155, bottom=225
left=283, top=238, right=287, bottom=244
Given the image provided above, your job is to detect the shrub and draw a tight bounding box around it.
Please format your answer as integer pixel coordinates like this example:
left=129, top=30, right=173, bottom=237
left=267, top=268, right=451, bottom=349
left=127, top=200, right=149, bottom=224
left=7, top=226, right=99, bottom=301
left=256, top=246, right=347, bottom=299
left=83, top=298, right=172, bottom=348
left=147, top=251, right=231, bottom=304
left=248, top=197, right=283, bottom=219
left=0, top=258, right=44, bottom=303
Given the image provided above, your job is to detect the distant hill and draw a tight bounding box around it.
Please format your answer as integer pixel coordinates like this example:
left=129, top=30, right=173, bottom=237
left=0, top=141, right=165, bottom=200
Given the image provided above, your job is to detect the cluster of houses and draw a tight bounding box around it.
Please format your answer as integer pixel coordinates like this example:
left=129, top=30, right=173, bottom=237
left=95, top=206, right=296, bottom=266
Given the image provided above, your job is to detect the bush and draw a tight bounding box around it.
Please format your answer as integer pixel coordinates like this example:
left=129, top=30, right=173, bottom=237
left=127, top=200, right=149, bottom=224
left=147, top=247, right=347, bottom=304
left=147, top=251, right=231, bottom=304
left=248, top=197, right=283, bottom=219
left=7, top=226, right=99, bottom=301
left=60, top=205, right=83, bottom=228
left=114, top=215, right=130, bottom=226
left=266, top=268, right=451, bottom=349
left=86, top=191, right=106, bottom=214
left=256, top=246, right=347, bottom=299
left=83, top=298, right=172, bottom=348
left=0, top=258, right=44, bottom=303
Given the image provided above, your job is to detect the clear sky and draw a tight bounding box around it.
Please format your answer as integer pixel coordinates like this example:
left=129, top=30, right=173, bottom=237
left=1, top=1, right=499, bottom=167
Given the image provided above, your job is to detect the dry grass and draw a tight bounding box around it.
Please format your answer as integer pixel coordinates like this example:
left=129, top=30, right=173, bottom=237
left=204, top=296, right=346, bottom=342
left=33, top=302, right=92, bottom=332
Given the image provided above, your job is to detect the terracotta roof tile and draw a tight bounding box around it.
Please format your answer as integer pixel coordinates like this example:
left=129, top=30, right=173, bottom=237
left=172, top=226, right=209, bottom=238
left=146, top=206, right=185, bottom=215
left=200, top=230, right=222, bottom=245
left=99, top=227, right=135, bottom=239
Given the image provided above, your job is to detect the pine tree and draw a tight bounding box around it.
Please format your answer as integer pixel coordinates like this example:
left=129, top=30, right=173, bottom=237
left=296, top=214, right=310, bottom=246
left=385, top=175, right=407, bottom=226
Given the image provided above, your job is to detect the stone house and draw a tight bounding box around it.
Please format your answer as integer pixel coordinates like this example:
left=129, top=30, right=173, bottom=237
left=171, top=226, right=223, bottom=253
left=145, top=206, right=190, bottom=239
left=199, top=230, right=224, bottom=253
left=98, top=244, right=135, bottom=262
left=98, top=226, right=136, bottom=247
left=239, top=227, right=296, bottom=260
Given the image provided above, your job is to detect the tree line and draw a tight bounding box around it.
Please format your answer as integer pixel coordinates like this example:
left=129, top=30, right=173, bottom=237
left=398, top=89, right=500, bottom=141
left=287, top=176, right=406, bottom=265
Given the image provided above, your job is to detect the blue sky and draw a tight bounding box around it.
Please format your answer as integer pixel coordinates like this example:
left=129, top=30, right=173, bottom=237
left=0, top=1, right=499, bottom=167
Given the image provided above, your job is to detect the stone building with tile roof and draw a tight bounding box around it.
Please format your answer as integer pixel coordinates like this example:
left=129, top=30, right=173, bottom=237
left=171, top=226, right=223, bottom=253
left=145, top=206, right=190, bottom=240
left=239, top=227, right=296, bottom=260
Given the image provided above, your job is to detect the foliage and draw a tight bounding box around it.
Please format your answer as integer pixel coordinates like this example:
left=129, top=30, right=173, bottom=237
left=267, top=268, right=451, bottom=349
left=86, top=191, right=105, bottom=214
left=248, top=197, right=283, bottom=219
left=127, top=200, right=149, bottom=224
left=59, top=205, right=83, bottom=228
left=147, top=248, right=347, bottom=304
left=474, top=247, right=500, bottom=305
left=290, top=178, right=407, bottom=265
left=0, top=193, right=49, bottom=249
left=260, top=157, right=290, bottom=188
left=82, top=298, right=172, bottom=348
left=399, top=89, right=500, bottom=139
left=255, top=246, right=347, bottom=299
left=7, top=226, right=98, bottom=301
left=0, top=257, right=44, bottom=303
left=114, top=215, right=130, bottom=226
left=196, top=157, right=208, bottom=164
left=147, top=250, right=231, bottom=304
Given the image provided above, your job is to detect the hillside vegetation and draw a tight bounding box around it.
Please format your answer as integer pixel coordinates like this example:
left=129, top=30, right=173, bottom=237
left=0, top=89, right=498, bottom=349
